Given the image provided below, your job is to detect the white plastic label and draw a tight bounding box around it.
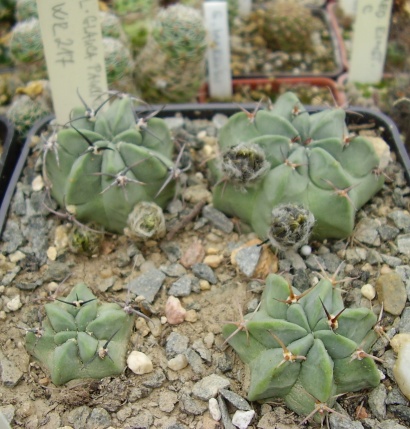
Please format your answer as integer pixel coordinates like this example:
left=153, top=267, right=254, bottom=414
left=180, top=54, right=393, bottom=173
left=349, top=0, right=392, bottom=83
left=339, top=0, right=358, bottom=16
left=203, top=1, right=233, bottom=99
left=36, top=0, right=108, bottom=124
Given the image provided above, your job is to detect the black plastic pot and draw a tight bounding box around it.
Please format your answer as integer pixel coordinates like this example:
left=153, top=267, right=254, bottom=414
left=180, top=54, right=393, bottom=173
left=1, top=104, right=408, bottom=237
left=0, top=114, right=16, bottom=227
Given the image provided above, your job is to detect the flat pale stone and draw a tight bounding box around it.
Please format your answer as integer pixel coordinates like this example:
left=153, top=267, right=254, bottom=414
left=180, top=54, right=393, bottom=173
left=127, top=351, right=153, bottom=375
left=393, top=338, right=410, bottom=400
left=376, top=272, right=407, bottom=315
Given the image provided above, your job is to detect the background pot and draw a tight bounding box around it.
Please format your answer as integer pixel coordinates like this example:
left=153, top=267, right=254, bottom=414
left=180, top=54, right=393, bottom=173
left=199, top=76, right=345, bottom=105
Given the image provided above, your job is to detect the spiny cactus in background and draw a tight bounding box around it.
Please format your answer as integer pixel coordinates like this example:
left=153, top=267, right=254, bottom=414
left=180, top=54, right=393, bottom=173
left=254, top=1, right=319, bottom=53
left=222, top=273, right=381, bottom=424
left=15, top=0, right=38, bottom=21
left=6, top=80, right=52, bottom=137
left=135, top=4, right=207, bottom=103
left=24, top=283, right=134, bottom=385
left=100, top=10, right=127, bottom=41
left=181, top=0, right=239, bottom=28
left=211, top=92, right=384, bottom=241
left=9, top=17, right=47, bottom=81
left=111, top=0, right=158, bottom=19
left=103, top=37, right=135, bottom=93
left=43, top=95, right=176, bottom=234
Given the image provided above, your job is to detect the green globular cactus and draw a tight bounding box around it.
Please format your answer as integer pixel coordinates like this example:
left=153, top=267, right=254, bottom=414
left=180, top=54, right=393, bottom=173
left=134, top=4, right=207, bottom=103
left=44, top=96, right=176, bottom=234
left=9, top=17, right=47, bottom=81
left=100, top=11, right=126, bottom=41
left=211, top=92, right=384, bottom=240
left=222, top=273, right=381, bottom=423
left=25, top=283, right=134, bottom=386
left=15, top=0, right=38, bottom=21
left=255, top=1, right=319, bottom=53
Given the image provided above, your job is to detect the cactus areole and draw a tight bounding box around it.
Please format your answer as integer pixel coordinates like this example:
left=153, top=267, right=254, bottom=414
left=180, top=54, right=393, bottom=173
left=223, top=274, right=381, bottom=421
left=212, top=92, right=384, bottom=240
left=44, top=96, right=176, bottom=233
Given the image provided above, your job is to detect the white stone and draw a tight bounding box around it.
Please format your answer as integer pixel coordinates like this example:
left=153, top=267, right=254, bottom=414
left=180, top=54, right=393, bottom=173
left=6, top=295, right=22, bottom=311
left=232, top=410, right=255, bottom=429
left=167, top=354, right=188, bottom=371
left=8, top=251, right=26, bottom=263
left=208, top=397, right=221, bottom=421
left=32, top=175, right=44, bottom=191
left=47, top=246, right=58, bottom=261
left=300, top=245, right=312, bottom=256
left=392, top=335, right=410, bottom=400
left=361, top=283, right=376, bottom=301
left=127, top=351, right=153, bottom=375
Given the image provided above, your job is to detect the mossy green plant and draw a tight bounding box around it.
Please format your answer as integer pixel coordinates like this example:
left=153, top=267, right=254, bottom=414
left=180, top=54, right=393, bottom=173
left=24, top=283, right=134, bottom=386
left=222, top=273, right=381, bottom=424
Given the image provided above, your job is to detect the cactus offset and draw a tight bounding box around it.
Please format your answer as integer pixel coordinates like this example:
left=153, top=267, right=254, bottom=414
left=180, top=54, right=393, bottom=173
left=24, top=283, right=133, bottom=385
left=44, top=96, right=176, bottom=233
left=223, top=273, right=381, bottom=423
left=212, top=92, right=384, bottom=240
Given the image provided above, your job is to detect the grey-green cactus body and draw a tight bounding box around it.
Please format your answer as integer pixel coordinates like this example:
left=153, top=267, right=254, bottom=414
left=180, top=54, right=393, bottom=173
left=212, top=92, right=384, bottom=240
left=223, top=274, right=380, bottom=421
left=44, top=96, right=176, bottom=233
left=25, top=283, right=134, bottom=385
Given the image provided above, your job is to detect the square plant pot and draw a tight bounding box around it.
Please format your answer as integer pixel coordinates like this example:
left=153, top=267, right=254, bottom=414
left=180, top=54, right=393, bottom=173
left=199, top=76, right=345, bottom=105
left=230, top=3, right=346, bottom=79
left=0, top=100, right=408, bottom=238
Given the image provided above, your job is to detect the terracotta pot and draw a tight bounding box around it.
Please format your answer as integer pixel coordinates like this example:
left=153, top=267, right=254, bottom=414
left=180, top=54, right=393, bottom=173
left=198, top=76, right=346, bottom=106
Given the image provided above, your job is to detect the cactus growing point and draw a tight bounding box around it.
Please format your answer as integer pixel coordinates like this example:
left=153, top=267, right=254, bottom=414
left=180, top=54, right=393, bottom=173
left=24, top=283, right=134, bottom=385
left=43, top=95, right=176, bottom=234
left=212, top=92, right=384, bottom=241
left=222, top=273, right=381, bottom=423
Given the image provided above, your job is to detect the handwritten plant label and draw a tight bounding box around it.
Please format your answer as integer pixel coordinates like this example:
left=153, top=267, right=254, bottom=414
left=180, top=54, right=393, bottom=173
left=349, top=0, right=392, bottom=83
left=339, top=0, right=358, bottom=16
left=36, top=0, right=108, bottom=124
left=203, top=1, right=233, bottom=99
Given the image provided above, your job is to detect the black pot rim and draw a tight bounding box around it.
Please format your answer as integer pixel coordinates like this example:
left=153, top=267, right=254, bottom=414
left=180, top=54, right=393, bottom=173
left=0, top=103, right=407, bottom=237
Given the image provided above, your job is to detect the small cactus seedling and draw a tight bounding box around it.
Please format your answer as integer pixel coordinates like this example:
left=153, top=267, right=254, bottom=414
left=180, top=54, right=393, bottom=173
left=24, top=283, right=134, bottom=385
left=212, top=92, right=384, bottom=240
left=44, top=95, right=177, bottom=233
left=222, top=273, right=381, bottom=422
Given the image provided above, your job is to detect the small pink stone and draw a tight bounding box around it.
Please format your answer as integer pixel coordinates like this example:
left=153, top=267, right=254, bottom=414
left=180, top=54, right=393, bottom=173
left=165, top=296, right=187, bottom=325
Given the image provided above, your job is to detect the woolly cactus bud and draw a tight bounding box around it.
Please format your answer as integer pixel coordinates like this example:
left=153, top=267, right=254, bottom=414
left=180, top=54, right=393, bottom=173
left=44, top=96, right=176, bottom=234
left=268, top=204, right=315, bottom=251
left=221, top=143, right=270, bottom=187
left=124, top=201, right=166, bottom=242
left=24, top=283, right=134, bottom=385
left=223, top=273, right=381, bottom=422
left=15, top=0, right=38, bottom=21
left=211, top=92, right=385, bottom=240
left=256, top=1, right=318, bottom=53
left=134, top=4, right=207, bottom=103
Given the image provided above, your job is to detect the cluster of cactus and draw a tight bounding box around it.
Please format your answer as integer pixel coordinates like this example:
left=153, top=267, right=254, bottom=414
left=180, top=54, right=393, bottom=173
left=223, top=273, right=381, bottom=423
left=253, top=1, right=319, bottom=53
left=135, top=4, right=207, bottom=103
left=211, top=92, right=384, bottom=240
left=15, top=0, right=38, bottom=21
left=43, top=95, right=176, bottom=234
left=24, top=283, right=134, bottom=385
